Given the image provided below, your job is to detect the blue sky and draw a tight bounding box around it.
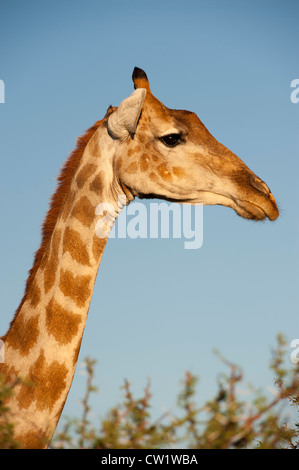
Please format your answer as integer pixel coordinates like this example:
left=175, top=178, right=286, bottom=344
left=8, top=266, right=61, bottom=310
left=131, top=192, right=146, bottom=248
left=1, top=0, right=298, bottom=432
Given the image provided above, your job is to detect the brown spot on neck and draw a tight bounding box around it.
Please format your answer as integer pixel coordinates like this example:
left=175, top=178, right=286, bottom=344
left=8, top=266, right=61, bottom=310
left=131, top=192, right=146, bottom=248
left=5, top=314, right=39, bottom=356
left=89, top=172, right=104, bottom=194
left=43, top=228, right=62, bottom=294
left=45, top=298, right=82, bottom=344
left=92, top=234, right=108, bottom=261
left=72, top=337, right=83, bottom=367
left=15, top=430, right=49, bottom=449
left=71, top=196, right=95, bottom=228
left=61, top=189, right=76, bottom=222
left=27, top=280, right=41, bottom=308
left=59, top=269, right=92, bottom=308
left=76, top=163, right=97, bottom=189
left=63, top=227, right=91, bottom=266
left=17, top=350, right=68, bottom=412
left=88, top=133, right=101, bottom=156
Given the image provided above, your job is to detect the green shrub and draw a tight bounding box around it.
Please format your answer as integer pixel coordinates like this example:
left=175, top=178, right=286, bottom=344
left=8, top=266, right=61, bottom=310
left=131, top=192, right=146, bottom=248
left=50, top=334, right=299, bottom=449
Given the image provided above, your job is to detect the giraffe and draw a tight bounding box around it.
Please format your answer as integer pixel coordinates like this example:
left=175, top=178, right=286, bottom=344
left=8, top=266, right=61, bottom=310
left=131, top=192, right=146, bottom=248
left=0, top=67, right=279, bottom=448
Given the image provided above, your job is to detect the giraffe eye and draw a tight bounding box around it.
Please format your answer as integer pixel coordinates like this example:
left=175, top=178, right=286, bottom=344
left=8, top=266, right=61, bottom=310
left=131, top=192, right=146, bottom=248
left=160, top=133, right=182, bottom=147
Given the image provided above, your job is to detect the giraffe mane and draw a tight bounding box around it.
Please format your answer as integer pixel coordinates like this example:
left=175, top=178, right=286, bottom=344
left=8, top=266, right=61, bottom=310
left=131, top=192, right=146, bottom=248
left=7, top=118, right=104, bottom=330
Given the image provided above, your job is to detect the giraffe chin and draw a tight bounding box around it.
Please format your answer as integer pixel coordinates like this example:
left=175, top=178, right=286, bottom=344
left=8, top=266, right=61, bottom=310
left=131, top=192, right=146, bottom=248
left=233, top=204, right=272, bottom=221
left=232, top=199, right=279, bottom=221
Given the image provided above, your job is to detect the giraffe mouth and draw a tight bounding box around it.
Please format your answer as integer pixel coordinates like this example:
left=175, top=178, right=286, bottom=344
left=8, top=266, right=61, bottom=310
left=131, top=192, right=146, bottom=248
left=139, top=189, right=279, bottom=221
left=202, top=191, right=279, bottom=221
left=227, top=192, right=279, bottom=221
left=231, top=199, right=274, bottom=220
left=179, top=191, right=279, bottom=221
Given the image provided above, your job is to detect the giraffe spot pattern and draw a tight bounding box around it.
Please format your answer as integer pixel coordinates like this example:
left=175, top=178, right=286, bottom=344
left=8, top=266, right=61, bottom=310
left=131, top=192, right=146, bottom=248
left=43, top=229, right=62, bottom=294
left=27, top=280, right=41, bottom=308
left=15, top=430, right=48, bottom=449
left=61, top=189, right=76, bottom=222
left=71, top=196, right=95, bottom=228
left=139, top=154, right=149, bottom=172
left=138, top=134, right=146, bottom=144
left=59, top=269, right=92, bottom=308
left=89, top=172, right=104, bottom=194
left=151, top=154, right=159, bottom=162
left=92, top=234, right=107, bottom=261
left=127, top=145, right=141, bottom=157
left=75, top=163, right=97, bottom=189
left=126, top=161, right=138, bottom=174
left=88, top=135, right=99, bottom=155
left=45, top=297, right=82, bottom=344
left=72, top=338, right=83, bottom=367
left=115, top=157, right=123, bottom=174
left=149, top=171, right=158, bottom=182
left=172, top=166, right=186, bottom=178
left=63, top=226, right=91, bottom=266
left=157, top=163, right=173, bottom=181
left=4, top=314, right=39, bottom=356
left=17, top=349, right=68, bottom=412
left=0, top=363, right=18, bottom=384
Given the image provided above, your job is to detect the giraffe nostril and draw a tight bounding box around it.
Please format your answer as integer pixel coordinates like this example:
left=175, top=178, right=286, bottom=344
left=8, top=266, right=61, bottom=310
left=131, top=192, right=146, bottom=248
left=250, top=175, right=271, bottom=196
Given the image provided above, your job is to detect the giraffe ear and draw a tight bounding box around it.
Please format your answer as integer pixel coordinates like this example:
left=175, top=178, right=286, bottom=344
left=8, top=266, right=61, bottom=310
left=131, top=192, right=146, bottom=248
left=107, top=88, right=147, bottom=140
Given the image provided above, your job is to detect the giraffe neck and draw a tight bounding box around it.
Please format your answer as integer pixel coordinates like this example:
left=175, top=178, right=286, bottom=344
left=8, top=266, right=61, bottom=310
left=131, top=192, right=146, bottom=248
left=0, top=123, right=126, bottom=448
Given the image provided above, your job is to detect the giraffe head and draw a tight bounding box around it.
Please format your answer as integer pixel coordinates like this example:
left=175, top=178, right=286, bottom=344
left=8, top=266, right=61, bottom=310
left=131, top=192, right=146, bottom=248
left=107, top=67, right=278, bottom=221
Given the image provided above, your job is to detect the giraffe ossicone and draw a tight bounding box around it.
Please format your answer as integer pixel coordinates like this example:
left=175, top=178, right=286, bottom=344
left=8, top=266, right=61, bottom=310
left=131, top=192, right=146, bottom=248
left=0, top=67, right=278, bottom=449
